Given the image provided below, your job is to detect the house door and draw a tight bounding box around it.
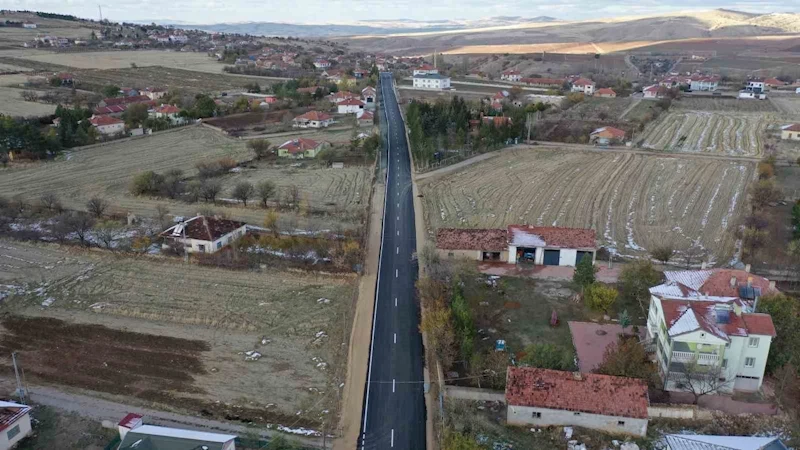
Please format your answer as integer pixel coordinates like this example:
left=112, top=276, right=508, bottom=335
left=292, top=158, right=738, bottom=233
left=576, top=251, right=592, bottom=265
left=543, top=250, right=560, bottom=266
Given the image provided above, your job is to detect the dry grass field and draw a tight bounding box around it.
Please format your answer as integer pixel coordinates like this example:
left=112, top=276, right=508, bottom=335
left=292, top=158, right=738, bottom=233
left=0, top=73, right=57, bottom=117
left=0, top=126, right=370, bottom=228
left=0, top=49, right=228, bottom=73
left=419, top=147, right=754, bottom=262
left=673, top=97, right=778, bottom=112
left=640, top=111, right=773, bottom=156
left=0, top=239, right=356, bottom=428
left=770, top=97, right=800, bottom=116
left=558, top=97, right=634, bottom=121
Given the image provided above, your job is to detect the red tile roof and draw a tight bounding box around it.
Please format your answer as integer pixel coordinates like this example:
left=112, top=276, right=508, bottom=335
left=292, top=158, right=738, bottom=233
left=573, top=78, right=594, bottom=86
left=89, top=115, right=124, bottom=126
left=294, top=111, right=332, bottom=121
left=339, top=98, right=365, bottom=106
left=783, top=124, right=800, bottom=132
left=279, top=138, right=321, bottom=154
left=764, top=77, right=785, bottom=86
left=436, top=228, right=508, bottom=251
left=161, top=216, right=246, bottom=241
left=94, top=105, right=128, bottom=115
left=482, top=116, right=513, bottom=127
left=118, top=413, right=143, bottom=429
left=591, top=126, right=626, bottom=139
left=103, top=95, right=152, bottom=106
left=416, top=64, right=435, bottom=70
left=698, top=270, right=776, bottom=297
left=595, top=88, right=616, bottom=96
left=57, top=72, right=74, bottom=80
left=661, top=298, right=776, bottom=340
left=742, top=313, right=777, bottom=337
left=506, top=367, right=649, bottom=419
left=358, top=111, right=374, bottom=120
left=507, top=225, right=596, bottom=249
left=155, top=104, right=181, bottom=114
left=521, top=77, right=564, bottom=86
left=0, top=402, right=30, bottom=432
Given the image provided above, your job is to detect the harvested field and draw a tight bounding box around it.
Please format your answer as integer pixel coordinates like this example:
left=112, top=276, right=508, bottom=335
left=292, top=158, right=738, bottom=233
left=0, top=126, right=369, bottom=228
left=770, top=97, right=800, bottom=116
left=640, top=111, right=773, bottom=156
left=0, top=49, right=228, bottom=73
left=0, top=85, right=56, bottom=117
left=0, top=240, right=356, bottom=427
left=558, top=97, right=634, bottom=121
left=673, top=97, right=777, bottom=112
left=419, top=147, right=754, bottom=262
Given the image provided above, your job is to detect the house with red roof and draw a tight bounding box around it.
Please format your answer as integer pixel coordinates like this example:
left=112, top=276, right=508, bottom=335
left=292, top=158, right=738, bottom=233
left=570, top=77, right=596, bottom=95
left=292, top=111, right=333, bottom=129
left=595, top=87, right=616, bottom=98
left=328, top=91, right=357, bottom=104
left=150, top=104, right=183, bottom=122
left=764, top=77, right=786, bottom=89
left=780, top=123, right=800, bottom=141
left=689, top=74, right=720, bottom=92
left=647, top=269, right=778, bottom=393
left=500, top=70, right=522, bottom=82
left=590, top=126, right=626, bottom=145
left=160, top=216, right=248, bottom=254
left=277, top=138, right=327, bottom=159
left=506, top=367, right=649, bottom=436
left=357, top=110, right=374, bottom=127
left=337, top=98, right=365, bottom=114
left=643, top=84, right=667, bottom=99
left=434, top=225, right=596, bottom=266
left=0, top=400, right=32, bottom=448
left=520, top=77, right=564, bottom=88
left=412, top=64, right=438, bottom=76
left=89, top=115, right=125, bottom=136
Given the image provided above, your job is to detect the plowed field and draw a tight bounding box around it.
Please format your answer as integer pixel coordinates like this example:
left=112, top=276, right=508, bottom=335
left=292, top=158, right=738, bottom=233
left=420, top=147, right=755, bottom=262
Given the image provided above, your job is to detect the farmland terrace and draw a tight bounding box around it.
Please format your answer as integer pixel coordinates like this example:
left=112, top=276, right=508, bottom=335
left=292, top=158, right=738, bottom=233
left=419, top=146, right=754, bottom=263
left=0, top=239, right=356, bottom=430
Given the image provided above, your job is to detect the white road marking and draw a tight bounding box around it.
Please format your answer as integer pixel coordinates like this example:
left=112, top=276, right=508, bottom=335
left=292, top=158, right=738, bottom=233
left=395, top=269, right=398, bottom=277
left=394, top=333, right=397, bottom=344
left=395, top=297, right=398, bottom=306
left=392, top=378, right=396, bottom=392
left=397, top=203, right=399, bottom=208
left=391, top=429, right=395, bottom=447
left=396, top=216, right=399, bottom=220
left=397, top=230, right=399, bottom=236
left=396, top=247, right=399, bottom=254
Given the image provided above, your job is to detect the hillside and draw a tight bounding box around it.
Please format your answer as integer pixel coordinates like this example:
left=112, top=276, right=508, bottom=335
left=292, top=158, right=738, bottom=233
left=334, top=9, right=800, bottom=55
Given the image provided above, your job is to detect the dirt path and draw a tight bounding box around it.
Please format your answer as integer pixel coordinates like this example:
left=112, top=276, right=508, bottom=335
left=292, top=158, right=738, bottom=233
left=415, top=152, right=502, bottom=181
left=16, top=383, right=321, bottom=447
left=333, top=178, right=385, bottom=450
left=619, top=97, right=642, bottom=120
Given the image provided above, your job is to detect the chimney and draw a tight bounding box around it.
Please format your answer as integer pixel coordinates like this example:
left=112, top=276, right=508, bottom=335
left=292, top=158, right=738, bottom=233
left=769, top=280, right=776, bottom=290
left=730, top=276, right=737, bottom=288
left=733, top=302, right=742, bottom=317
left=745, top=264, right=751, bottom=273
left=747, top=277, right=753, bottom=288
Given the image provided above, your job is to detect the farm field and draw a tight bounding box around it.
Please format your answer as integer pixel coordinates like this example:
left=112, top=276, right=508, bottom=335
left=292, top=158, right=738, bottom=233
left=558, top=97, right=634, bottom=121
left=640, top=111, right=773, bottom=156
left=0, top=73, right=57, bottom=117
left=0, top=126, right=370, bottom=228
left=770, top=97, right=800, bottom=116
left=419, top=147, right=754, bottom=262
left=0, top=239, right=356, bottom=429
left=0, top=49, right=229, bottom=73
left=673, top=96, right=777, bottom=112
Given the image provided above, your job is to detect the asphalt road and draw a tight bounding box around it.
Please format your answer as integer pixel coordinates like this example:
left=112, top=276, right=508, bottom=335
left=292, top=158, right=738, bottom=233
left=359, top=73, right=426, bottom=450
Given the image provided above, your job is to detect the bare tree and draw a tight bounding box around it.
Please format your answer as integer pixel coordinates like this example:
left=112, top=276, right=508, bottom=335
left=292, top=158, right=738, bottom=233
left=247, top=139, right=272, bottom=160
left=256, top=180, right=276, bottom=208
left=93, top=220, right=120, bottom=249
left=200, top=180, right=222, bottom=204
left=21, top=90, right=39, bottom=102
left=671, top=359, right=732, bottom=405
left=39, top=192, right=62, bottom=212
left=231, top=181, right=255, bottom=207
left=86, top=197, right=109, bottom=218
left=54, top=211, right=95, bottom=246
left=682, top=244, right=705, bottom=269
left=283, top=185, right=300, bottom=210
left=155, top=204, right=170, bottom=229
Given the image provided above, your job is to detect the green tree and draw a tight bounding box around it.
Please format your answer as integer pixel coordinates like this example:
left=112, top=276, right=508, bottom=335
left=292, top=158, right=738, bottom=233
left=247, top=139, right=272, bottom=160
left=520, top=343, right=574, bottom=370
left=231, top=181, right=255, bottom=207
left=618, top=260, right=663, bottom=314
left=442, top=430, right=482, bottom=450
left=585, top=282, right=618, bottom=313
left=102, top=85, right=121, bottom=97
left=573, top=255, right=597, bottom=290
left=596, top=336, right=658, bottom=387
left=130, top=171, right=165, bottom=196
left=122, top=103, right=149, bottom=128
left=191, top=94, right=217, bottom=118
left=757, top=293, right=800, bottom=374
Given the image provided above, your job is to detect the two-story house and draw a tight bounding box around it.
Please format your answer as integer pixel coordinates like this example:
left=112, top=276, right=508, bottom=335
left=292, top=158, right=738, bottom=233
left=571, top=78, right=595, bottom=95
left=500, top=70, right=522, bottom=82
left=646, top=269, right=778, bottom=394
left=689, top=74, right=720, bottom=91
left=412, top=64, right=438, bottom=76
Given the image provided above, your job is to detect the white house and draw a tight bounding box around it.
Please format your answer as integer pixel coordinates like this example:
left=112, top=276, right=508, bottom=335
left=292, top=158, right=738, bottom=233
left=169, top=34, right=188, bottom=43
left=689, top=74, right=720, bottom=91
left=647, top=269, right=778, bottom=393
left=643, top=84, right=666, bottom=99
left=781, top=123, right=800, bottom=140
left=412, top=64, right=438, bottom=76
left=160, top=216, right=248, bottom=254
left=149, top=104, right=182, bottom=123
left=89, top=115, right=125, bottom=136
left=337, top=98, right=365, bottom=114
left=22, top=22, right=37, bottom=29
left=314, top=60, right=331, bottom=69
left=293, top=111, right=333, bottom=128
left=747, top=79, right=766, bottom=92
left=739, top=89, right=767, bottom=100
left=412, top=73, right=451, bottom=90
left=506, top=367, right=649, bottom=437
left=500, top=70, right=522, bottom=82
left=571, top=78, right=595, bottom=95
left=118, top=413, right=236, bottom=450
left=663, top=434, right=788, bottom=450
left=0, top=401, right=32, bottom=450
left=361, top=86, right=376, bottom=106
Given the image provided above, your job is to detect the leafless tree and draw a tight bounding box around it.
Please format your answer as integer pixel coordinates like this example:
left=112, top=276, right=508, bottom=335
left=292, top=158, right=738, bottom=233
left=671, top=359, right=733, bottom=405
left=86, top=197, right=109, bottom=218
left=256, top=180, right=276, bottom=208
left=232, top=181, right=255, bottom=207
left=93, top=220, right=120, bottom=249
left=200, top=180, right=222, bottom=204
left=39, top=192, right=62, bottom=213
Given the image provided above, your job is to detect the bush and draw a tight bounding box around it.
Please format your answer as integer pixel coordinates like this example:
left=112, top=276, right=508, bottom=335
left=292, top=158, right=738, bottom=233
left=520, top=343, right=574, bottom=370
left=130, top=171, right=166, bottom=196
left=572, top=255, right=597, bottom=288
left=196, top=157, right=238, bottom=178
left=584, top=282, right=618, bottom=313
left=247, top=139, right=272, bottom=159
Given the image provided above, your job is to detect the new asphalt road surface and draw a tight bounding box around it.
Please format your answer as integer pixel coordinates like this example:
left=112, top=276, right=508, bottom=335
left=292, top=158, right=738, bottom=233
left=359, top=73, right=426, bottom=449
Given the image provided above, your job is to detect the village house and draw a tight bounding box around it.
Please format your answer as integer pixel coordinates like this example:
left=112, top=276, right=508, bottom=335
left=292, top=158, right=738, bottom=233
left=595, top=87, right=616, bottom=98
left=412, top=64, right=438, bottom=76
left=521, top=77, right=564, bottom=88
left=506, top=367, right=649, bottom=437
left=337, top=98, right=365, bottom=114
left=500, top=70, right=522, bottom=82
left=662, top=434, right=787, bottom=450
left=571, top=78, right=595, bottom=95
left=314, top=59, right=331, bottom=69
left=0, top=401, right=32, bottom=450
left=168, top=33, right=188, bottom=44
left=361, top=86, right=376, bottom=106
left=160, top=216, right=248, bottom=254
left=412, top=73, right=451, bottom=90
left=117, top=413, right=237, bottom=450
left=357, top=110, right=374, bottom=126
left=764, top=77, right=786, bottom=89
left=328, top=91, right=357, bottom=103
left=89, top=115, right=125, bottom=136
left=55, top=72, right=75, bottom=86
left=98, top=95, right=153, bottom=109
left=647, top=269, right=778, bottom=393
left=150, top=104, right=183, bottom=123
left=643, top=84, right=667, bottom=99
left=590, top=126, right=626, bottom=145
left=293, top=111, right=333, bottom=128
left=781, top=123, right=800, bottom=140
left=141, top=87, right=167, bottom=100
left=22, top=22, right=37, bottom=29
left=277, top=138, right=327, bottom=158
left=689, top=74, right=720, bottom=91
left=435, top=225, right=596, bottom=267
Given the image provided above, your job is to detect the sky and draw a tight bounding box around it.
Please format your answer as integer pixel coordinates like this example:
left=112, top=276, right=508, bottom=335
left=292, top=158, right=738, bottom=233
left=4, top=0, right=798, bottom=24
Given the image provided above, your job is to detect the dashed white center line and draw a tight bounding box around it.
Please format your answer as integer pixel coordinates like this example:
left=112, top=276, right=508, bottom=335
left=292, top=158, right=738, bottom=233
left=395, top=269, right=398, bottom=277
left=396, top=247, right=399, bottom=254
left=392, top=378, right=396, bottom=392
left=397, top=203, right=399, bottom=208
left=393, top=333, right=397, bottom=344
left=391, top=429, right=395, bottom=447
left=395, top=297, right=398, bottom=307
left=396, top=230, right=399, bottom=236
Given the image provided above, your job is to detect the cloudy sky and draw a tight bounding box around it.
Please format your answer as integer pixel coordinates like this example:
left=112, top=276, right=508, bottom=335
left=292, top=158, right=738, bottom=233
left=4, top=0, right=798, bottom=24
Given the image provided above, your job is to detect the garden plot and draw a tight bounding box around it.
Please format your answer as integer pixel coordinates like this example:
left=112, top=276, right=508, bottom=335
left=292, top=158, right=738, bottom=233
left=0, top=239, right=355, bottom=429
left=640, top=111, right=772, bottom=157
left=419, top=147, right=754, bottom=262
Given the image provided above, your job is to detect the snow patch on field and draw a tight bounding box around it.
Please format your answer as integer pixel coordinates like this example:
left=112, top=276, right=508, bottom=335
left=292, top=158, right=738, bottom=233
left=701, top=167, right=727, bottom=228
left=625, top=191, right=643, bottom=251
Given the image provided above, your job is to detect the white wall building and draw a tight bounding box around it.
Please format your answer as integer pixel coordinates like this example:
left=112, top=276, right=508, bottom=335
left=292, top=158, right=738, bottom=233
left=571, top=78, right=595, bottom=95
left=501, top=70, right=522, bottom=82
left=506, top=367, right=649, bottom=437
left=412, top=73, right=451, bottom=90
left=506, top=225, right=596, bottom=266
left=89, top=115, right=125, bottom=136
left=412, top=64, right=438, bottom=76
left=160, top=216, right=248, bottom=254
left=118, top=413, right=237, bottom=450
left=689, top=75, right=720, bottom=91
left=0, top=401, right=32, bottom=450
left=337, top=98, right=365, bottom=114
left=647, top=270, right=778, bottom=393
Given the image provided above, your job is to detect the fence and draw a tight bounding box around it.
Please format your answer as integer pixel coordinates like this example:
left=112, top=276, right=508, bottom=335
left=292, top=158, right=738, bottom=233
left=648, top=405, right=713, bottom=420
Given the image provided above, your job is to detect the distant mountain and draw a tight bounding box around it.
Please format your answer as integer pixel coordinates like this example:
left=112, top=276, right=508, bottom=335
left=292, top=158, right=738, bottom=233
left=169, top=16, right=560, bottom=38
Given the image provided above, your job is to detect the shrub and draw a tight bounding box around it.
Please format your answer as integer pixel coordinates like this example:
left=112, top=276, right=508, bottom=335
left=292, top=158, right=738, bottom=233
left=520, top=343, right=574, bottom=370
left=247, top=139, right=272, bottom=160
left=196, top=157, right=238, bottom=178
left=130, top=171, right=165, bottom=196
left=584, top=282, right=618, bottom=313
left=573, top=255, right=597, bottom=288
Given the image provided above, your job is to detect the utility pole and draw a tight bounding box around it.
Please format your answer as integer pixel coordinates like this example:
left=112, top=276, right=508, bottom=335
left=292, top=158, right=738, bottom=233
left=98, top=5, right=103, bottom=22
left=11, top=352, right=26, bottom=404
left=181, top=221, right=188, bottom=263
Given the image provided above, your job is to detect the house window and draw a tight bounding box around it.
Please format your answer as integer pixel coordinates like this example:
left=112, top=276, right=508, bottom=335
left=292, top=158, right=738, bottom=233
left=532, top=412, right=541, bottom=419
left=745, top=357, right=756, bottom=368
left=198, top=244, right=206, bottom=253
left=7, top=425, right=20, bottom=440
left=573, top=412, right=581, bottom=416
left=748, top=337, right=760, bottom=348
left=216, top=241, right=222, bottom=249
left=617, top=421, right=626, bottom=426
left=722, top=359, right=728, bottom=368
